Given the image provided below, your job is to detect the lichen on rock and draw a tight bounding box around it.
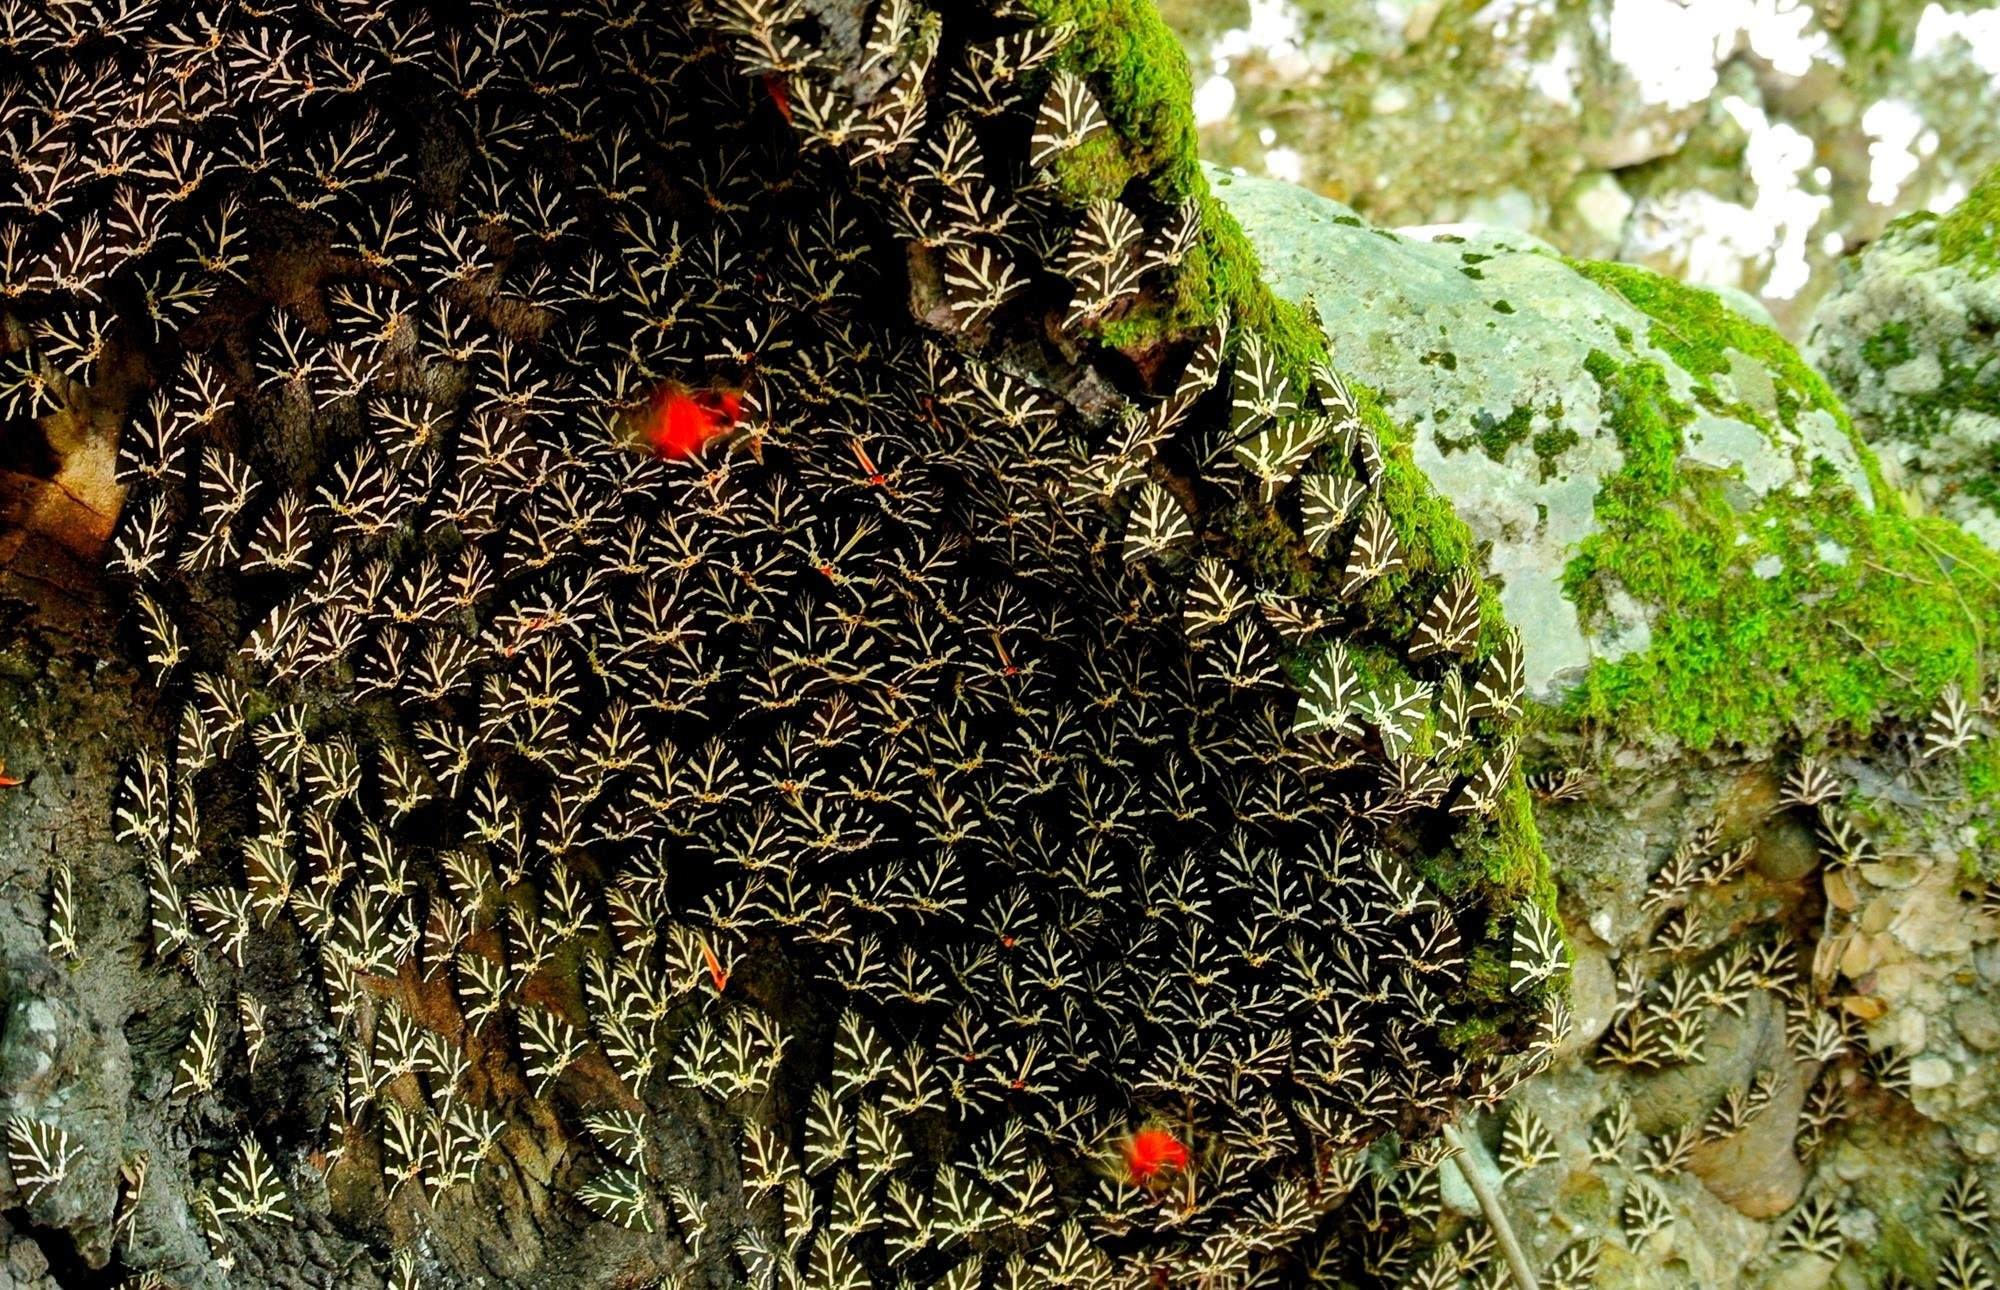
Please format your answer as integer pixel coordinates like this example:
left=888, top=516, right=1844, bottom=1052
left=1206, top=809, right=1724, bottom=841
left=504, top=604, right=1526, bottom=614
left=1809, top=163, right=2000, bottom=552
left=1217, top=167, right=2000, bottom=752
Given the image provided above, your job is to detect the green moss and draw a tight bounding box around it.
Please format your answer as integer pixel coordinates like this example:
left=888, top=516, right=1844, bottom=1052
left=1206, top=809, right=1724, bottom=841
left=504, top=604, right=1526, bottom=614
left=1477, top=405, right=1531, bottom=460
left=1484, top=777, right=1551, bottom=903
left=1045, top=131, right=1136, bottom=204
left=1878, top=343, right=1997, bottom=448
left=1460, top=944, right=1510, bottom=1011
left=1024, top=0, right=1307, bottom=365
left=1853, top=316, right=2000, bottom=504
left=1097, top=191, right=1327, bottom=378
left=1531, top=423, right=1579, bottom=475
left=1424, top=776, right=1564, bottom=1003
left=1876, top=1214, right=1937, bottom=1285
left=1437, top=401, right=1563, bottom=469
left=1566, top=257, right=1851, bottom=441
left=1366, top=398, right=1480, bottom=583
left=1548, top=275, right=2000, bottom=749
left=1845, top=194, right=2000, bottom=517
left=1438, top=1016, right=1500, bottom=1053
left=1024, top=2, right=1418, bottom=523
left=1215, top=495, right=1314, bottom=596
left=1862, top=319, right=1917, bottom=371
left=1465, top=404, right=1532, bottom=463
left=1021, top=0, right=1201, bottom=201
left=1932, top=163, right=2000, bottom=278
left=1968, top=464, right=2000, bottom=517
left=1574, top=349, right=1686, bottom=519
left=1962, top=736, right=2000, bottom=878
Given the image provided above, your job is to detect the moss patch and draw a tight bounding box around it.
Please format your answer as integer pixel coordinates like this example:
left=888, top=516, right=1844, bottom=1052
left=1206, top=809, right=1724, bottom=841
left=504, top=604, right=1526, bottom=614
left=1931, top=162, right=2000, bottom=279
left=1461, top=776, right=1553, bottom=906
left=1027, top=4, right=1500, bottom=611
left=1862, top=318, right=1917, bottom=372
left=1532, top=423, right=1579, bottom=475
left=1551, top=263, right=2000, bottom=750
left=1453, top=403, right=1531, bottom=462
left=1023, top=0, right=1321, bottom=370
left=1435, top=402, right=1574, bottom=481
left=1022, top=0, right=1201, bottom=202
left=1962, top=736, right=2000, bottom=878
left=1566, top=258, right=1853, bottom=449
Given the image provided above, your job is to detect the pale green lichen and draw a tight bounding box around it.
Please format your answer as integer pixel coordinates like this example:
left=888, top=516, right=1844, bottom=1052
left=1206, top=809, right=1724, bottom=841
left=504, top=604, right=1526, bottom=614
left=1818, top=166, right=2000, bottom=587
left=1854, top=317, right=2000, bottom=516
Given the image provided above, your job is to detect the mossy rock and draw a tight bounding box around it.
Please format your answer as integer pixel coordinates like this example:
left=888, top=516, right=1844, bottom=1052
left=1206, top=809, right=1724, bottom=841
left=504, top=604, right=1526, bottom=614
left=1216, top=167, right=2000, bottom=753
left=1808, top=163, right=2000, bottom=550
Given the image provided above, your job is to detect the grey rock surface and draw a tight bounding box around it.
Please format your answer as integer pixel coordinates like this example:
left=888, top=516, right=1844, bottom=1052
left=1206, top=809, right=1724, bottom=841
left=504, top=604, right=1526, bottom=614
left=1211, top=166, right=1873, bottom=702
left=1480, top=734, right=2000, bottom=1289
left=1808, top=200, right=2000, bottom=550
left=0, top=569, right=233, bottom=1286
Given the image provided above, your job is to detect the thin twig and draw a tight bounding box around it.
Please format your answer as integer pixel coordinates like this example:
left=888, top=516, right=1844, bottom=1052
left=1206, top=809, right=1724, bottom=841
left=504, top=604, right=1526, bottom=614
left=1833, top=621, right=1917, bottom=687
left=1860, top=557, right=1941, bottom=590
left=1915, top=525, right=2000, bottom=595
left=1911, top=527, right=1988, bottom=678
left=1441, top=1121, right=1539, bottom=1290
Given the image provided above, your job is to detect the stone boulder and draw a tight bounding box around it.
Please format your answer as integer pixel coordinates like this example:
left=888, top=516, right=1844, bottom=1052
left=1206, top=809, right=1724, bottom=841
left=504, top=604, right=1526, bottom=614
left=1214, top=163, right=1992, bottom=758
left=1808, top=165, right=2000, bottom=550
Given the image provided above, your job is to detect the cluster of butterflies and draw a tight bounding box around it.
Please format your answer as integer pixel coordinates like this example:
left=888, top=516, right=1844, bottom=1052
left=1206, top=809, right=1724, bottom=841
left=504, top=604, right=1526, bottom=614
left=5, top=0, right=1564, bottom=1284
left=1346, top=708, right=2000, bottom=1290
left=1520, top=732, right=2000, bottom=1290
